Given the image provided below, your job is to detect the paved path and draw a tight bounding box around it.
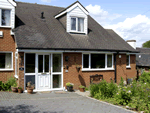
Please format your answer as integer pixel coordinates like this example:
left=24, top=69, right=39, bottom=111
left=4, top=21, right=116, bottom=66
left=0, top=91, right=135, bottom=113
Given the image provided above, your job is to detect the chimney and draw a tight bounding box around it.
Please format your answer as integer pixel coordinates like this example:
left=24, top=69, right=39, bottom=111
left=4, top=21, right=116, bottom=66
left=126, top=40, right=136, bottom=49
left=41, top=12, right=45, bottom=19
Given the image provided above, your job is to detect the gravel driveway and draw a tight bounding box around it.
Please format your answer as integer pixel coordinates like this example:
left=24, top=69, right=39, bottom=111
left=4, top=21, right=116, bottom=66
left=0, top=91, right=135, bottom=113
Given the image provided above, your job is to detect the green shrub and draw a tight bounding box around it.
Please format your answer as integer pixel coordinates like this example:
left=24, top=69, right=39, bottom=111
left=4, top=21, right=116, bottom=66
left=12, top=82, right=17, bottom=87
left=66, top=82, right=74, bottom=87
left=18, top=87, right=22, bottom=89
left=0, top=82, right=11, bottom=91
left=85, top=87, right=88, bottom=91
left=119, top=77, right=124, bottom=87
left=79, top=85, right=85, bottom=88
left=107, top=80, right=118, bottom=98
left=90, top=83, right=100, bottom=97
left=0, top=77, right=17, bottom=91
left=90, top=80, right=118, bottom=99
left=139, top=71, right=150, bottom=84
left=114, top=88, right=132, bottom=105
left=6, top=76, right=17, bottom=87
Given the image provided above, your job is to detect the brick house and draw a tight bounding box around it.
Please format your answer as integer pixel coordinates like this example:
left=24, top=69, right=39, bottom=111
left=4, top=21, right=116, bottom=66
left=136, top=47, right=150, bottom=72
left=0, top=0, right=138, bottom=92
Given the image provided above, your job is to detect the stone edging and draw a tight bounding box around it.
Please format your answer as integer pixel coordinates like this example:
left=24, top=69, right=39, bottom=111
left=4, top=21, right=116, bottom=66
left=76, top=92, right=137, bottom=113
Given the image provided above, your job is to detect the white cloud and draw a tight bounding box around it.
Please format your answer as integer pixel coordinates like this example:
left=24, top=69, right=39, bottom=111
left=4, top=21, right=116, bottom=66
left=105, top=15, right=150, bottom=47
left=86, top=4, right=122, bottom=25
left=40, top=0, right=51, bottom=3
left=86, top=4, right=150, bottom=47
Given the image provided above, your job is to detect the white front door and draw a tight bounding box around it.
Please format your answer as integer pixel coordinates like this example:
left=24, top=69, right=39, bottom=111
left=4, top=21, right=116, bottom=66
left=38, top=55, right=50, bottom=89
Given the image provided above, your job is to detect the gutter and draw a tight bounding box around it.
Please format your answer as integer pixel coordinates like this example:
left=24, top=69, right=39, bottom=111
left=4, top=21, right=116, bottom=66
left=16, top=47, right=139, bottom=53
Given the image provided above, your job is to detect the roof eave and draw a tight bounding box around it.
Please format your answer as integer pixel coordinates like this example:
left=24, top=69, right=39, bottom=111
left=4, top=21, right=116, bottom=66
left=17, top=47, right=139, bottom=53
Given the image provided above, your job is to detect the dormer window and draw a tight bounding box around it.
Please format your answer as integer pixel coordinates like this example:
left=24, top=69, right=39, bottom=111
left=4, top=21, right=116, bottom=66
left=1, top=9, right=11, bottom=26
left=71, top=17, right=84, bottom=32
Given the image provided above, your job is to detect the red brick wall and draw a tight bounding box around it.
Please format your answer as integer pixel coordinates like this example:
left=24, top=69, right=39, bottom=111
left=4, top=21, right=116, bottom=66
left=116, top=54, right=137, bottom=83
left=0, top=28, right=16, bottom=83
left=18, top=52, right=25, bottom=90
left=63, top=53, right=137, bottom=89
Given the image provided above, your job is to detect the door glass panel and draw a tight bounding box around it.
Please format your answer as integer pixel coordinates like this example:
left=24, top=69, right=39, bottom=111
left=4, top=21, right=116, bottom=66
left=45, top=55, right=49, bottom=73
left=53, top=54, right=61, bottom=72
left=53, top=75, right=61, bottom=88
left=26, top=53, right=35, bottom=73
left=25, top=75, right=35, bottom=89
left=38, top=55, right=43, bottom=73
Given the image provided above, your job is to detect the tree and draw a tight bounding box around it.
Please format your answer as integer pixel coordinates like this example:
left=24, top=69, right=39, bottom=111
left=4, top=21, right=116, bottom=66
left=142, top=40, right=150, bottom=48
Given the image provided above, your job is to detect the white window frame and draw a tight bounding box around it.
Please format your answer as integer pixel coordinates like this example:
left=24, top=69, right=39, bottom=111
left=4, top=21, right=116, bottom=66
left=126, top=54, right=131, bottom=68
left=0, top=51, right=13, bottom=71
left=70, top=17, right=84, bottom=33
left=82, top=53, right=114, bottom=71
left=0, top=8, right=11, bottom=28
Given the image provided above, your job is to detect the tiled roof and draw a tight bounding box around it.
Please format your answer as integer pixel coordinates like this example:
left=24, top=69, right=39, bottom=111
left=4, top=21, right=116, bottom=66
left=14, top=2, right=138, bottom=52
left=136, top=48, right=150, bottom=66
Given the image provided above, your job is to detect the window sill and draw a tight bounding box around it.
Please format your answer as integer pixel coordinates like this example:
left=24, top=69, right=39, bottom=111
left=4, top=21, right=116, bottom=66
left=126, top=66, right=131, bottom=69
left=70, top=31, right=85, bottom=34
left=0, top=69, right=14, bottom=71
left=0, top=26, right=11, bottom=28
left=82, top=68, right=114, bottom=71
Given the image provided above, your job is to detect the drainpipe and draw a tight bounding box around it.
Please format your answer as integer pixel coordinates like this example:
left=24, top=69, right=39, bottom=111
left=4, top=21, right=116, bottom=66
left=114, top=52, right=119, bottom=83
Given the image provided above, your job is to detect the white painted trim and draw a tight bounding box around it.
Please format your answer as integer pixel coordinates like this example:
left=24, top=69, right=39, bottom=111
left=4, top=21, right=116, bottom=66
left=35, top=53, right=38, bottom=90
left=0, top=69, right=14, bottom=71
left=24, top=52, right=25, bottom=90
left=0, top=26, right=11, bottom=28
left=70, top=17, right=85, bottom=33
left=120, top=52, right=138, bottom=55
left=25, top=73, right=36, bottom=75
left=55, top=2, right=88, bottom=18
left=24, top=88, right=64, bottom=92
left=66, top=3, right=88, bottom=15
left=8, top=0, right=17, bottom=7
left=19, top=49, right=116, bottom=54
left=50, top=53, right=52, bottom=89
left=0, top=51, right=13, bottom=70
left=126, top=54, right=130, bottom=68
left=61, top=53, right=63, bottom=88
left=105, top=54, right=107, bottom=68
left=126, top=66, right=131, bottom=69
left=55, top=11, right=67, bottom=18
left=82, top=53, right=114, bottom=71
left=82, top=68, right=114, bottom=71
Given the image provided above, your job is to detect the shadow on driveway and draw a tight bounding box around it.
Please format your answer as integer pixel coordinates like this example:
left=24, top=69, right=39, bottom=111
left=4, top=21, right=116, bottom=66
left=0, top=104, right=63, bottom=113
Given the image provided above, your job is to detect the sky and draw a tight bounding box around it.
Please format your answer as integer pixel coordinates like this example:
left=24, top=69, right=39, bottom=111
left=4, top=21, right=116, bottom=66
left=16, top=0, right=150, bottom=47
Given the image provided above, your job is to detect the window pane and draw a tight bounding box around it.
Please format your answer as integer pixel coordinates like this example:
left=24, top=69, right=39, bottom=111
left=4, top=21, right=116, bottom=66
left=0, top=53, right=12, bottom=69
left=78, top=18, right=84, bottom=32
left=126, top=55, right=129, bottom=66
left=53, top=75, right=61, bottom=88
left=107, top=55, right=112, bottom=68
left=2, top=9, right=10, bottom=26
left=38, top=55, right=43, bottom=73
left=53, top=54, right=61, bottom=72
left=26, top=53, right=35, bottom=73
left=45, top=55, right=49, bottom=73
left=83, top=54, right=89, bottom=68
left=71, top=18, right=76, bottom=30
left=25, top=75, right=35, bottom=90
left=91, top=54, right=105, bottom=68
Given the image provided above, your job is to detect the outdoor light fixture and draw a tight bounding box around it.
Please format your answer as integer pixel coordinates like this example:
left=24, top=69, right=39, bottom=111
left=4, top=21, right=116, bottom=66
left=119, top=55, right=121, bottom=58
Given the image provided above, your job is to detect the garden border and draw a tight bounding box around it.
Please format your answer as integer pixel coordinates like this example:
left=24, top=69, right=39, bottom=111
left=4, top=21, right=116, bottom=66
left=76, top=92, right=137, bottom=113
